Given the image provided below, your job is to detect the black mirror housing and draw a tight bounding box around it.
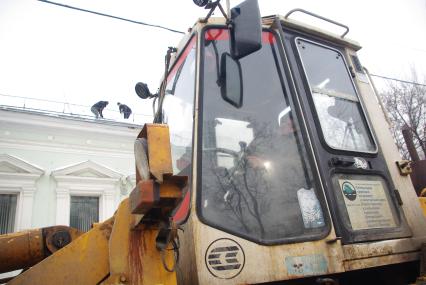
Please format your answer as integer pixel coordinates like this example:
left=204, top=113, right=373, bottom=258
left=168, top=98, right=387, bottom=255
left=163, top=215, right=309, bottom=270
left=220, top=53, right=243, bottom=108
left=230, top=0, right=262, bottom=60
left=135, top=82, right=153, bottom=99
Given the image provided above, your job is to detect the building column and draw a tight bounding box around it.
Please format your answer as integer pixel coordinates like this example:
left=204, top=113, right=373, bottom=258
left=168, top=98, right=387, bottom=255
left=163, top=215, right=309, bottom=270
left=56, top=188, right=70, bottom=226
left=18, top=187, right=36, bottom=230
left=103, top=189, right=116, bottom=221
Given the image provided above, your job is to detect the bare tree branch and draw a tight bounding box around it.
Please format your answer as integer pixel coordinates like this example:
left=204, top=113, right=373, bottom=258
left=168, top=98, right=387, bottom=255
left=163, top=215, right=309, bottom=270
left=379, top=68, right=426, bottom=159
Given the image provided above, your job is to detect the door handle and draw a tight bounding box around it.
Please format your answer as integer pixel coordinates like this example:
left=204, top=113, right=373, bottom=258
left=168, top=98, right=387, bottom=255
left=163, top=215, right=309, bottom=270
left=330, top=157, right=355, bottom=167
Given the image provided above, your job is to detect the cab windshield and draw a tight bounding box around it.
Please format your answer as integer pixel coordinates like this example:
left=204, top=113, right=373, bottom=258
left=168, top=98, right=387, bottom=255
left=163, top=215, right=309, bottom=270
left=198, top=29, right=328, bottom=244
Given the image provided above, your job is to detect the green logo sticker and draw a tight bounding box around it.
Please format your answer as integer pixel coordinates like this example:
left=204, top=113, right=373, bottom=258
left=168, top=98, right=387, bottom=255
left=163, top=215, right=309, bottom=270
left=342, top=181, right=357, bottom=201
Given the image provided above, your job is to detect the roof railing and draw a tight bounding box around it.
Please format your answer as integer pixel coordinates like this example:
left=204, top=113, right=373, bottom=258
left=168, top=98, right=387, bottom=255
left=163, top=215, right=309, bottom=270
left=284, top=8, right=349, bottom=38
left=0, top=93, right=152, bottom=125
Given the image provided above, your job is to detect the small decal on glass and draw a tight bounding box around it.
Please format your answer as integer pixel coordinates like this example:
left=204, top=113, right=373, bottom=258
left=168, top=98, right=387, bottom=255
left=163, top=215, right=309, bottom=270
left=354, top=157, right=368, bottom=169
left=297, top=188, right=325, bottom=228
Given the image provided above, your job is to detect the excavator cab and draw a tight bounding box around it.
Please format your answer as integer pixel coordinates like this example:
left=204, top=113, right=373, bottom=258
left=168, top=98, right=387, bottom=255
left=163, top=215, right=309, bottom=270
left=149, top=1, right=426, bottom=284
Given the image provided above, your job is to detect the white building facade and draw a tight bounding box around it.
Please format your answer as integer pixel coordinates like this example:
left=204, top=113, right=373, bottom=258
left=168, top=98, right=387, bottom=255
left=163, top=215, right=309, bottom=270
left=0, top=107, right=143, bottom=234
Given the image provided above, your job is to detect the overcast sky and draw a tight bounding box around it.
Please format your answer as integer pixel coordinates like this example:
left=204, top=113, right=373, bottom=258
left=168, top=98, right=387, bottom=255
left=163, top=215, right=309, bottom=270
left=0, top=0, right=425, bottom=120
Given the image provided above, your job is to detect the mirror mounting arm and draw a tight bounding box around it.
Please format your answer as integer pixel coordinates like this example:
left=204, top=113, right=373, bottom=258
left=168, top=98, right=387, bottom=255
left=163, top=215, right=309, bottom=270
left=153, top=46, right=177, bottom=123
left=200, top=1, right=229, bottom=23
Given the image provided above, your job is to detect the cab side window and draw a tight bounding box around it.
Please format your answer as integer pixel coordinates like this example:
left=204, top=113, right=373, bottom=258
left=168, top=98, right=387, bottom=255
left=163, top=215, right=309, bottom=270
left=296, top=39, right=376, bottom=153
left=162, top=37, right=196, bottom=175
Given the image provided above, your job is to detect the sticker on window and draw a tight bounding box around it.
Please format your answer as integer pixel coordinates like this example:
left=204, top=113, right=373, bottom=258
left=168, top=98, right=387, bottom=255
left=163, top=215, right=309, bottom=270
left=338, top=179, right=397, bottom=230
left=297, top=188, right=325, bottom=229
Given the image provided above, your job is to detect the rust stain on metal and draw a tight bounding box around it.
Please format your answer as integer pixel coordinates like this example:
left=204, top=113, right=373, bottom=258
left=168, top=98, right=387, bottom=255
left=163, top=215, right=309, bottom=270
left=344, top=252, right=418, bottom=271
left=345, top=246, right=356, bottom=259
left=142, top=229, right=148, bottom=252
left=128, top=228, right=177, bottom=285
left=0, top=229, right=45, bottom=273
left=99, top=218, right=114, bottom=240
left=130, top=180, right=157, bottom=215
left=129, top=230, right=144, bottom=285
left=344, top=244, right=394, bottom=261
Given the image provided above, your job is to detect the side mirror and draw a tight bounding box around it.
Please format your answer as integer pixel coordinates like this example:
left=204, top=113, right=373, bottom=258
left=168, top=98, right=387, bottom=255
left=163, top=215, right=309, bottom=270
left=135, top=82, right=155, bottom=99
left=220, top=53, right=243, bottom=108
left=230, top=0, right=262, bottom=60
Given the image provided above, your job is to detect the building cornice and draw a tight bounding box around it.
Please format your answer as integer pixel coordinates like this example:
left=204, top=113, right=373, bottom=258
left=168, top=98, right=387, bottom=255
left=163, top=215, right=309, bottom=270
left=0, top=108, right=142, bottom=138
left=0, top=139, right=134, bottom=158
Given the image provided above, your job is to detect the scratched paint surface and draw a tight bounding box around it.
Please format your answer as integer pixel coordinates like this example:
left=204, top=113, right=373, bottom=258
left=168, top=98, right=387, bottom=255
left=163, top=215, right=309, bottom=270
left=285, top=254, right=328, bottom=276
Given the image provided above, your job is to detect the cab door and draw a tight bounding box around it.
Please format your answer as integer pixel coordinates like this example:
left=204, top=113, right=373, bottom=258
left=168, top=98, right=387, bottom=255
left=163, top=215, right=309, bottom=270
left=278, top=27, right=411, bottom=243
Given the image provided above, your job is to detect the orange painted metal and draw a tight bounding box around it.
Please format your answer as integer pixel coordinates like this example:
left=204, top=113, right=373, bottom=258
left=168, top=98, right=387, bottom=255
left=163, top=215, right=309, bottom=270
left=101, top=199, right=132, bottom=285
left=138, top=124, right=173, bottom=183
left=131, top=124, right=187, bottom=227
left=0, top=229, right=44, bottom=273
left=419, top=198, right=426, bottom=217
left=7, top=219, right=113, bottom=285
left=130, top=179, right=159, bottom=214
left=101, top=199, right=178, bottom=285
left=130, top=177, right=187, bottom=215
left=3, top=199, right=177, bottom=285
left=129, top=227, right=177, bottom=285
left=0, top=226, right=82, bottom=274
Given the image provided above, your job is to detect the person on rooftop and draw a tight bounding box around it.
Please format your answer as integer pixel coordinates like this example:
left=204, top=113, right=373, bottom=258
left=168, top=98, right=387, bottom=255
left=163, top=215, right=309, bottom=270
left=117, top=102, right=132, bottom=119
left=91, top=101, right=109, bottom=119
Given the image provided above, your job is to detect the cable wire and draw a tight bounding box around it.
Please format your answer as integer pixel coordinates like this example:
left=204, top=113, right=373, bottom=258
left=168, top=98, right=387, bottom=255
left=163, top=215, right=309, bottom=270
left=34, top=0, right=426, bottom=88
left=370, top=74, right=426, bottom=87
left=36, top=0, right=185, bottom=34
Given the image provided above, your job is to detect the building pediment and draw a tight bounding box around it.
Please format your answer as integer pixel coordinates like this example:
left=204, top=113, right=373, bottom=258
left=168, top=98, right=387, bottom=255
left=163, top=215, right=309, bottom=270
left=51, top=160, right=122, bottom=179
left=51, top=160, right=123, bottom=228
left=68, top=168, right=110, bottom=178
left=0, top=154, right=44, bottom=175
left=0, top=161, right=25, bottom=173
left=0, top=155, right=43, bottom=232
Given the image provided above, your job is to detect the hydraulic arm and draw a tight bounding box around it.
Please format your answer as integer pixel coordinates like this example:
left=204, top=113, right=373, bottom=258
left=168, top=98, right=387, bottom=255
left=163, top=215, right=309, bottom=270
left=0, top=225, right=82, bottom=280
